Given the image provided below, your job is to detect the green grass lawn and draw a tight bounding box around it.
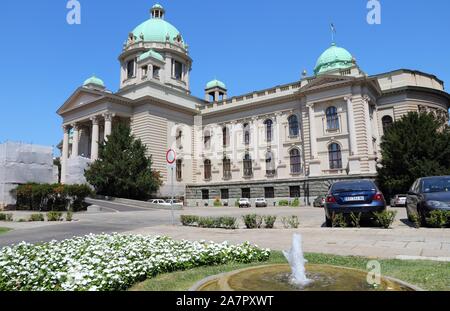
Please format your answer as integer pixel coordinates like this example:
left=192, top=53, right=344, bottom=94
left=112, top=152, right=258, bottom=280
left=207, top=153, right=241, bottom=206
left=130, top=252, right=450, bottom=291
left=0, top=227, right=11, bottom=235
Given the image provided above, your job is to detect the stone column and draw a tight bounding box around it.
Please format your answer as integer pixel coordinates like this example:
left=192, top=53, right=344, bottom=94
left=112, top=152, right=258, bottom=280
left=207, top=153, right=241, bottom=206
left=345, top=96, right=358, bottom=156
left=345, top=96, right=361, bottom=175
left=275, top=113, right=282, bottom=165
left=61, top=125, right=70, bottom=184
left=104, top=113, right=114, bottom=141
left=308, top=104, right=318, bottom=159
left=363, top=95, right=374, bottom=155
left=91, top=116, right=100, bottom=161
left=71, top=123, right=80, bottom=158
left=307, top=104, right=321, bottom=176
left=251, top=118, right=259, bottom=165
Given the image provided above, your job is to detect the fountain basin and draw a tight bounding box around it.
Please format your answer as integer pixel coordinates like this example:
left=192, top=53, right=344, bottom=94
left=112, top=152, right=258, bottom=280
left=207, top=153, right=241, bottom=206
left=190, top=264, right=423, bottom=291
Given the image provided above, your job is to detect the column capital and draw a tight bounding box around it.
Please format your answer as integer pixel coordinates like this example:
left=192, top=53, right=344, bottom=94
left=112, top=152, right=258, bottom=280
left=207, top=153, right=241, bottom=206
left=344, top=95, right=353, bottom=102
left=62, top=124, right=71, bottom=132
left=90, top=116, right=100, bottom=125
left=362, top=94, right=371, bottom=103
left=71, top=122, right=80, bottom=130
left=306, top=103, right=315, bottom=109
left=103, top=113, right=115, bottom=122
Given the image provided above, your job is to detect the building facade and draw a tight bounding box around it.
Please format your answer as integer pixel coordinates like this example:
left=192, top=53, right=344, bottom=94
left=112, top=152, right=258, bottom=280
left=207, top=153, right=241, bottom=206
left=57, top=4, right=450, bottom=205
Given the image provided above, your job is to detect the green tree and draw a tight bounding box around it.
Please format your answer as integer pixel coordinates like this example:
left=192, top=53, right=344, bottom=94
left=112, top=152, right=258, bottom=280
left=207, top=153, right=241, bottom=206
left=84, top=123, right=162, bottom=200
left=377, top=112, right=450, bottom=198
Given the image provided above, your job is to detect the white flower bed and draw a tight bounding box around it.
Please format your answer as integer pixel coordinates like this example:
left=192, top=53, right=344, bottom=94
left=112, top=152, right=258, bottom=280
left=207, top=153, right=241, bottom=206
left=0, top=234, right=270, bottom=291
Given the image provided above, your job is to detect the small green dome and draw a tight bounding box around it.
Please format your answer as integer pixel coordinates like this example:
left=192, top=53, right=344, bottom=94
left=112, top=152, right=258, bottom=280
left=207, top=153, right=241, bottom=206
left=152, top=3, right=164, bottom=10
left=83, top=76, right=105, bottom=87
left=314, top=43, right=354, bottom=75
left=206, top=79, right=226, bottom=90
left=131, top=17, right=183, bottom=45
left=138, top=49, right=164, bottom=62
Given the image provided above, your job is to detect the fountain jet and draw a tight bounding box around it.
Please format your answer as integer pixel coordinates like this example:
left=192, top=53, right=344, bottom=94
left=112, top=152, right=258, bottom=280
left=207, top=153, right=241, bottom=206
left=283, top=234, right=311, bottom=287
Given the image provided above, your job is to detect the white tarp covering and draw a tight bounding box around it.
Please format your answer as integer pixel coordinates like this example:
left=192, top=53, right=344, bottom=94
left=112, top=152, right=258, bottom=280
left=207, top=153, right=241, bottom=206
left=65, top=156, right=92, bottom=185
left=0, top=142, right=55, bottom=208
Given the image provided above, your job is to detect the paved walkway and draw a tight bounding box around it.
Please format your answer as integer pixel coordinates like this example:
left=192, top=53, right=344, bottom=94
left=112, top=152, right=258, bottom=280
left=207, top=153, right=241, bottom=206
left=1, top=205, right=449, bottom=261
left=127, top=225, right=450, bottom=260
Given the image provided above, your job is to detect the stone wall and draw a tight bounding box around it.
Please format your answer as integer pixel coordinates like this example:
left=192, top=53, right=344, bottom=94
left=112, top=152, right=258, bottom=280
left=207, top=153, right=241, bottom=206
left=185, top=174, right=376, bottom=206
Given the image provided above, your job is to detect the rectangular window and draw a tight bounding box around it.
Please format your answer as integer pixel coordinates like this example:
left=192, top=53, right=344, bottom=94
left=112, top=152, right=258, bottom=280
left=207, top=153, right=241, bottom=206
left=202, top=190, right=209, bottom=200
left=242, top=188, right=251, bottom=199
left=176, top=160, right=182, bottom=181
left=221, top=189, right=229, bottom=200
left=264, top=187, right=275, bottom=199
left=289, top=186, right=301, bottom=198
left=173, top=60, right=183, bottom=80
left=127, top=59, right=135, bottom=79
left=153, top=66, right=160, bottom=79
left=142, top=65, right=148, bottom=78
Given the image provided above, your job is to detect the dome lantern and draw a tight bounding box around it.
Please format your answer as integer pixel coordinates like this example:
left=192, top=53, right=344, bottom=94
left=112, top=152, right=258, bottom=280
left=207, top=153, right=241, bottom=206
left=151, top=3, right=165, bottom=19
left=205, top=79, right=227, bottom=103
left=83, top=75, right=105, bottom=91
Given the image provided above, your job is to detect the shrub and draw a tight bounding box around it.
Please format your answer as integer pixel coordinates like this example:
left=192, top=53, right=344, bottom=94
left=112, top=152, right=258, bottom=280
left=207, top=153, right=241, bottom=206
left=14, top=184, right=92, bottom=212
left=264, top=216, right=277, bottom=229
left=426, top=211, right=450, bottom=228
left=349, top=213, right=362, bottom=228
left=243, top=214, right=263, bottom=229
left=213, top=199, right=222, bottom=207
left=278, top=200, right=289, bottom=207
left=180, top=215, right=199, bottom=226
left=374, top=211, right=397, bottom=229
left=0, top=213, right=13, bottom=222
left=291, top=198, right=300, bottom=207
left=410, top=213, right=421, bottom=229
left=66, top=211, right=73, bottom=222
left=281, top=216, right=299, bottom=229
left=197, top=217, right=215, bottom=228
left=29, top=214, right=45, bottom=222
left=47, top=212, right=63, bottom=222
left=332, top=213, right=348, bottom=228
left=219, top=217, right=238, bottom=229
left=234, top=200, right=239, bottom=207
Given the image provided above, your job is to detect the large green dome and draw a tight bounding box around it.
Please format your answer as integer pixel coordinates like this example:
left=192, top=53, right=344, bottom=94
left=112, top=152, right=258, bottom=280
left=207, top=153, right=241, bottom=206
left=314, top=43, right=354, bottom=75
left=131, top=17, right=183, bottom=45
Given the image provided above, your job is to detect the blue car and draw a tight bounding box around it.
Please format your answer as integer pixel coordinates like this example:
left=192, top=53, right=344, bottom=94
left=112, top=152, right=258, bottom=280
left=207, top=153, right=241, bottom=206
left=324, top=180, right=387, bottom=227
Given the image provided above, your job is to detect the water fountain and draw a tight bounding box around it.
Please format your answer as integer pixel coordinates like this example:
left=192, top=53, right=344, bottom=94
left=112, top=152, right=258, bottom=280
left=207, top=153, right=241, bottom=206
left=190, top=234, right=422, bottom=291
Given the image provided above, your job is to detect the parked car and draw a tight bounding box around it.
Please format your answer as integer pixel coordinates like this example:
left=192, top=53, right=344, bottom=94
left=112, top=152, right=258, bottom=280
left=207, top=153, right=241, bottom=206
left=390, top=194, right=407, bottom=207
left=255, top=198, right=268, bottom=208
left=324, top=180, right=387, bottom=227
left=238, top=198, right=251, bottom=208
left=149, top=199, right=170, bottom=206
left=165, top=199, right=184, bottom=207
left=313, top=195, right=326, bottom=208
left=406, top=176, right=450, bottom=226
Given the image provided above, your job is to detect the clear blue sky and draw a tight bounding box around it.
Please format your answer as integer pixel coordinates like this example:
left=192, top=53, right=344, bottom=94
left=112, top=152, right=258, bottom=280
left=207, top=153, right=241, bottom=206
left=1, top=0, right=449, bottom=150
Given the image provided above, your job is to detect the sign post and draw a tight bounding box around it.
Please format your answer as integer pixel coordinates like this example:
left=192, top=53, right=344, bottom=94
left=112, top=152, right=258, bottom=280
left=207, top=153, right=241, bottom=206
left=166, top=149, right=176, bottom=226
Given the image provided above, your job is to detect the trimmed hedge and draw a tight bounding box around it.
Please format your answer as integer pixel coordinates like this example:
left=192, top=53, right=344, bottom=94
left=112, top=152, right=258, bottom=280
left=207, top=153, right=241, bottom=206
left=13, top=184, right=92, bottom=212
left=180, top=215, right=237, bottom=230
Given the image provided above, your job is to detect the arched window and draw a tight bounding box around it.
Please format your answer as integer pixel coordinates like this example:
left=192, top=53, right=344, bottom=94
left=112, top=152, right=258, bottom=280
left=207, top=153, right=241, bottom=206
left=266, top=151, right=275, bottom=176
left=204, top=159, right=212, bottom=180
left=243, top=154, right=253, bottom=177
left=382, top=116, right=394, bottom=133
left=328, top=143, right=343, bottom=169
left=176, top=159, right=183, bottom=181
left=288, top=115, right=299, bottom=137
left=290, top=149, right=301, bottom=174
left=243, top=123, right=250, bottom=145
left=326, top=106, right=340, bottom=130
left=264, top=119, right=273, bottom=142
left=204, top=130, right=211, bottom=150
left=222, top=126, right=229, bottom=147
left=223, top=158, right=231, bottom=180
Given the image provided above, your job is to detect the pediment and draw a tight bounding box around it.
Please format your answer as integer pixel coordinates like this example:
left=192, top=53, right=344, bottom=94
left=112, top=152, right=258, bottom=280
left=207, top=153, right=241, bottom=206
left=300, top=75, right=356, bottom=92
left=57, top=88, right=105, bottom=115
